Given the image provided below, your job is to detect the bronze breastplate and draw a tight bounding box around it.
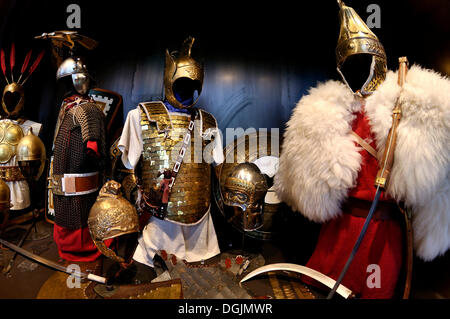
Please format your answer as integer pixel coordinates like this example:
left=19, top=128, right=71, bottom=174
left=0, top=120, right=24, bottom=164
left=140, top=102, right=217, bottom=224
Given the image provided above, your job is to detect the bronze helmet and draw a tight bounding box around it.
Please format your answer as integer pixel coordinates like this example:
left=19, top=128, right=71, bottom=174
left=1, top=46, right=44, bottom=118
left=88, top=180, right=139, bottom=263
left=223, top=162, right=268, bottom=231
left=2, top=82, right=25, bottom=118
left=164, top=37, right=204, bottom=109
left=16, top=128, right=46, bottom=181
left=336, top=0, right=387, bottom=95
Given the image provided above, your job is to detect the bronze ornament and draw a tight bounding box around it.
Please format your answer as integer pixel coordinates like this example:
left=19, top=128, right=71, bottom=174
left=88, top=180, right=139, bottom=263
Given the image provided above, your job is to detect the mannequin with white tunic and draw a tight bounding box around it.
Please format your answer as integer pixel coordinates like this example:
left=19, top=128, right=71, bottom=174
left=118, top=101, right=223, bottom=268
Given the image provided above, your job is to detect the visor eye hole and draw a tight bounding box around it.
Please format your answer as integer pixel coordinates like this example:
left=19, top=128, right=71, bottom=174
left=3, top=91, right=22, bottom=110
left=340, top=54, right=374, bottom=92
left=172, top=78, right=201, bottom=102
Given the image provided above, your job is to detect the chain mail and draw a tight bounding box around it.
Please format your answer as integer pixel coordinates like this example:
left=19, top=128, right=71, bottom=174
left=53, top=101, right=106, bottom=230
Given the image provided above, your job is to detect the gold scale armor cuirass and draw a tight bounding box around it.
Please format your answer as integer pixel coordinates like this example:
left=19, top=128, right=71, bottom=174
left=140, top=101, right=217, bottom=224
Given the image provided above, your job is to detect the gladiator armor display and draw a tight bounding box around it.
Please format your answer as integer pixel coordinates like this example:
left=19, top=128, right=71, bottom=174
left=223, top=163, right=268, bottom=231
left=39, top=32, right=124, bottom=226
left=0, top=45, right=45, bottom=219
left=50, top=55, right=107, bottom=262
left=88, top=181, right=139, bottom=263
left=117, top=37, right=223, bottom=268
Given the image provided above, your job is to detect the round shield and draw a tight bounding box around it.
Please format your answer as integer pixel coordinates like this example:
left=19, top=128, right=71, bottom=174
left=213, top=130, right=283, bottom=240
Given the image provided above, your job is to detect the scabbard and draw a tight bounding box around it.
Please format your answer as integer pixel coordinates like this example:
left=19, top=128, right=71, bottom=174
left=398, top=204, right=413, bottom=299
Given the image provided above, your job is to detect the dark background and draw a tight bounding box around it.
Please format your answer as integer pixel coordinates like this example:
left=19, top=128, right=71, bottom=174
left=0, top=0, right=449, bottom=298
left=0, top=0, right=449, bottom=149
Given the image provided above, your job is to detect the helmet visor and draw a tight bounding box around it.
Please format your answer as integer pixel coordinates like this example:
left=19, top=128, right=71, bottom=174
left=72, top=73, right=90, bottom=95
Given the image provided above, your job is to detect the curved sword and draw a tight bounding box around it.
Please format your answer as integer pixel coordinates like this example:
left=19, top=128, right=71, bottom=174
left=239, top=263, right=353, bottom=299
left=0, top=238, right=106, bottom=284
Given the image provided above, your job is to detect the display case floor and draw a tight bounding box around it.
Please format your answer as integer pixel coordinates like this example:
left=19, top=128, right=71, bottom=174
left=0, top=219, right=449, bottom=299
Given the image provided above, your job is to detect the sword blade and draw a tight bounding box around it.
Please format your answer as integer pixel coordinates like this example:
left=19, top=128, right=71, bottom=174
left=0, top=238, right=69, bottom=273
left=0, top=238, right=106, bottom=284
left=326, top=188, right=382, bottom=299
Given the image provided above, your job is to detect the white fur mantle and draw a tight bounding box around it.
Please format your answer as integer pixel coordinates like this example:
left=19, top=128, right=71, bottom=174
left=274, top=65, right=450, bottom=261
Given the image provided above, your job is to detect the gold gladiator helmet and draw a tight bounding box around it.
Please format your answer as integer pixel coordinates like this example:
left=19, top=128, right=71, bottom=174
left=223, top=162, right=268, bottom=231
left=88, top=180, right=139, bottom=263
left=1, top=46, right=44, bottom=118
left=2, top=82, right=25, bottom=118
left=164, top=37, right=204, bottom=109
left=16, top=128, right=46, bottom=180
left=336, top=0, right=387, bottom=95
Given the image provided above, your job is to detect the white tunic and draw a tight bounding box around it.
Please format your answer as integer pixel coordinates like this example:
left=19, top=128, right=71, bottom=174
left=118, top=106, right=223, bottom=267
left=0, top=119, right=42, bottom=211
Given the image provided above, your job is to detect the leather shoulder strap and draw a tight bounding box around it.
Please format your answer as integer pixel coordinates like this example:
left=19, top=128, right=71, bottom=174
left=139, top=101, right=172, bottom=134
left=351, top=131, right=377, bottom=159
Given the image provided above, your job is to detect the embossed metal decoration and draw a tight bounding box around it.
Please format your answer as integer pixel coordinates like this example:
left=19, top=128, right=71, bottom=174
left=336, top=0, right=387, bottom=95
left=139, top=101, right=217, bottom=224
left=214, top=131, right=283, bottom=240
left=0, top=120, right=24, bottom=164
left=88, top=180, right=139, bottom=263
left=223, top=163, right=268, bottom=231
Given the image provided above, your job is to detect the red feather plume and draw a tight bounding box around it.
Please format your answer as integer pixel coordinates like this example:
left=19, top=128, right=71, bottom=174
left=0, top=49, right=6, bottom=77
left=10, top=43, right=15, bottom=72
left=20, top=50, right=44, bottom=84
left=28, top=50, right=44, bottom=76
left=21, top=50, right=32, bottom=74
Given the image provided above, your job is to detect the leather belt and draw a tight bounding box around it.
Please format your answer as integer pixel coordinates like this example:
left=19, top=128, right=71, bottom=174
left=51, top=172, right=100, bottom=196
left=0, top=166, right=26, bottom=182
left=342, top=197, right=401, bottom=221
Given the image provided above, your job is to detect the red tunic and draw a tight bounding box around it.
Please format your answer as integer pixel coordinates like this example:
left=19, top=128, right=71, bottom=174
left=53, top=224, right=113, bottom=262
left=302, top=105, right=403, bottom=299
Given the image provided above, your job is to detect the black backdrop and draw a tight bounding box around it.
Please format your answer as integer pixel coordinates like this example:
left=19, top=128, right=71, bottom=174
left=0, top=0, right=449, bottom=150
